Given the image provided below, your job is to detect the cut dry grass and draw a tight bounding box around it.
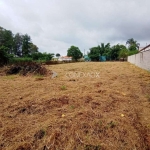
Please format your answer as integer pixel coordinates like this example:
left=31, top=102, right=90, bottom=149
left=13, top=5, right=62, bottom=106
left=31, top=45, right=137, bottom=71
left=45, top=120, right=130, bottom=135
left=0, top=62, right=150, bottom=150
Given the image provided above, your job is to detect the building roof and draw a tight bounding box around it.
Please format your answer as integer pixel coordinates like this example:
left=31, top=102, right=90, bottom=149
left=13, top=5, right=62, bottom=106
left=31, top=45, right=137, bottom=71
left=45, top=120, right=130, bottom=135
left=139, top=44, right=150, bottom=52
left=60, top=56, right=72, bottom=58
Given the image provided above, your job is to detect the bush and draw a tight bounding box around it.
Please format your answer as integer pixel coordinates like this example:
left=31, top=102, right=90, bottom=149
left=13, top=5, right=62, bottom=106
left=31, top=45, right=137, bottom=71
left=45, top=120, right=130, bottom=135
left=119, top=49, right=128, bottom=61
left=0, top=46, right=10, bottom=66
left=128, top=50, right=139, bottom=56
left=10, top=57, right=33, bottom=64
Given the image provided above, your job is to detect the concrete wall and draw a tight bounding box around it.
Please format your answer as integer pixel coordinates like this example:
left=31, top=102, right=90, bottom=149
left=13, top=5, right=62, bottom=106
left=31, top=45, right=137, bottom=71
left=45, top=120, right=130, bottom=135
left=128, top=50, right=150, bottom=71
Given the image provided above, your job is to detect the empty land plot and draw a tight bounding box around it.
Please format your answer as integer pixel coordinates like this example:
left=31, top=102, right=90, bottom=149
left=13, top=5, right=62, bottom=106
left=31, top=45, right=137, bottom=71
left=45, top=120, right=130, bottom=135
left=0, top=62, right=150, bottom=150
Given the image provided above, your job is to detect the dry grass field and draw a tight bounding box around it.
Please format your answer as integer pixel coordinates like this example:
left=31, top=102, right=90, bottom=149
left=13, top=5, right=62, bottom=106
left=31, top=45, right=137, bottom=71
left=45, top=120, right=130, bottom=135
left=0, top=62, right=150, bottom=150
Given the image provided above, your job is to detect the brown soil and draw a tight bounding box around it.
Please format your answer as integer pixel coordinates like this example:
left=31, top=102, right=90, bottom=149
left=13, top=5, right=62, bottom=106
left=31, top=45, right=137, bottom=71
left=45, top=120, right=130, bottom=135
left=0, top=62, right=150, bottom=150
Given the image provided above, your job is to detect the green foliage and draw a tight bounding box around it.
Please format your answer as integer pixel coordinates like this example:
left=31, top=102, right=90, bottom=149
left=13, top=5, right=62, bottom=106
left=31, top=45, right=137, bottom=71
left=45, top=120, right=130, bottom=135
left=30, top=52, right=42, bottom=60
left=44, top=53, right=54, bottom=61
left=10, top=52, right=54, bottom=64
left=29, top=43, right=38, bottom=54
left=13, top=33, right=23, bottom=56
left=70, top=105, right=75, bottom=109
left=22, top=34, right=31, bottom=56
left=110, top=44, right=126, bottom=60
left=0, top=26, right=39, bottom=57
left=126, top=38, right=140, bottom=50
left=88, top=44, right=127, bottom=61
left=99, top=43, right=111, bottom=56
left=0, top=46, right=10, bottom=66
left=0, top=27, right=13, bottom=54
left=3, top=75, right=17, bottom=80
left=119, top=49, right=128, bottom=60
left=61, top=85, right=66, bottom=90
left=145, top=94, right=150, bottom=102
left=10, top=57, right=33, bottom=64
left=88, top=47, right=99, bottom=61
left=85, top=145, right=101, bottom=150
left=88, top=43, right=112, bottom=61
left=56, top=53, right=60, bottom=57
left=67, top=46, right=83, bottom=61
left=30, top=52, right=54, bottom=61
left=107, top=121, right=117, bottom=128
left=128, top=50, right=139, bottom=56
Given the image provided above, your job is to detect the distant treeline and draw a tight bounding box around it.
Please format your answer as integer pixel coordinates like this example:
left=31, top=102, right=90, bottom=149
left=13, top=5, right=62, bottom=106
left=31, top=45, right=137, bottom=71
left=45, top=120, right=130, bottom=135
left=87, top=39, right=140, bottom=61
left=0, top=26, right=140, bottom=66
left=0, top=26, right=54, bottom=66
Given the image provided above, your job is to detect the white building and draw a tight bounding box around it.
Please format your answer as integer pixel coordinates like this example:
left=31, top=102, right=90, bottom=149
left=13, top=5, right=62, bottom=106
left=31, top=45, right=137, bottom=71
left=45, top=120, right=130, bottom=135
left=58, top=56, right=72, bottom=61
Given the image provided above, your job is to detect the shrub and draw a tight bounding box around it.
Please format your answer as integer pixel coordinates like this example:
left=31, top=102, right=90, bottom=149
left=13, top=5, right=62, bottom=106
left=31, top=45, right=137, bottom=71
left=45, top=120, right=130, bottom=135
left=9, top=57, right=33, bottom=64
left=0, top=46, right=10, bottom=66
left=128, top=50, right=139, bottom=56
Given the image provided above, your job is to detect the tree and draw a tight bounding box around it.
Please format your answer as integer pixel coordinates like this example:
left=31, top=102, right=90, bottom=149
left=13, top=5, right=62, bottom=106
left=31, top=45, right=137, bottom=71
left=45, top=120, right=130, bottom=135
left=31, top=52, right=54, bottom=61
left=29, top=43, right=38, bottom=54
left=0, top=27, right=13, bottom=54
left=88, top=43, right=111, bottom=61
left=56, top=53, right=60, bottom=57
left=13, top=33, right=23, bottom=56
left=22, top=34, right=31, bottom=56
left=0, top=46, right=10, bottom=66
left=67, top=46, right=83, bottom=61
left=88, top=47, right=99, bottom=61
left=99, top=43, right=111, bottom=60
left=42, top=53, right=54, bottom=61
left=119, top=48, right=128, bottom=61
left=126, top=38, right=140, bottom=50
left=110, top=44, right=126, bottom=60
left=128, top=50, right=139, bottom=56
left=99, top=43, right=110, bottom=56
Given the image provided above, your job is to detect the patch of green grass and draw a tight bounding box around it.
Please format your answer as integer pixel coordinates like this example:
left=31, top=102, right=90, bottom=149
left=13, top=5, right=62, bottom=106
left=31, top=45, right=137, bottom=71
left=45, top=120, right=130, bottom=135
left=34, top=74, right=44, bottom=81
left=34, top=74, right=44, bottom=78
left=98, top=120, right=103, bottom=127
left=84, top=144, right=101, bottom=150
left=3, top=75, right=17, bottom=80
left=60, top=85, right=66, bottom=90
left=70, top=105, right=75, bottom=109
left=107, top=121, right=117, bottom=128
left=145, top=94, right=150, bottom=102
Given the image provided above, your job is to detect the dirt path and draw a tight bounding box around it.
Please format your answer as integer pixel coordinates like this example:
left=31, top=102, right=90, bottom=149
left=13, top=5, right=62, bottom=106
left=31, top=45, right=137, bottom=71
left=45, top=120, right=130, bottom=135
left=0, top=62, right=150, bottom=150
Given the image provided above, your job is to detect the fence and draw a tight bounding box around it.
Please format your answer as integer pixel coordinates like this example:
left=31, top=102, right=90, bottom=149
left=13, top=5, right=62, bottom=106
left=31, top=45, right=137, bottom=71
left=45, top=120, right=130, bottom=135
left=128, top=50, right=150, bottom=71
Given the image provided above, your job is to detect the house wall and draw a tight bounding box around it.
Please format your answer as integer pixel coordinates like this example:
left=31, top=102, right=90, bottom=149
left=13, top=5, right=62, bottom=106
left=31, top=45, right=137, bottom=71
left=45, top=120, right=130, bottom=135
left=58, top=58, right=72, bottom=61
left=128, top=50, right=150, bottom=71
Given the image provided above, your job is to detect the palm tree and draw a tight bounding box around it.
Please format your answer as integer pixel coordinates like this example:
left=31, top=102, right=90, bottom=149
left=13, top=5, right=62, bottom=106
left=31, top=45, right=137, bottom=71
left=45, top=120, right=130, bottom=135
left=126, top=38, right=140, bottom=50
left=99, top=43, right=110, bottom=56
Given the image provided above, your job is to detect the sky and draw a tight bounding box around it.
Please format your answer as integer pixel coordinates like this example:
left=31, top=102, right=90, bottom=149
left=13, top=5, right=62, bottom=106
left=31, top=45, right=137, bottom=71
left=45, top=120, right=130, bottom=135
left=0, top=0, right=150, bottom=56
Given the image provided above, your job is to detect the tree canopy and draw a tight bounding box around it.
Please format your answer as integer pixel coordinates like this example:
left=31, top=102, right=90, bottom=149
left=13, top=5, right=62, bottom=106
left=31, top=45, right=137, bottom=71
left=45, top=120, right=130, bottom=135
left=0, top=26, right=54, bottom=66
left=126, top=38, right=140, bottom=50
left=0, top=26, right=38, bottom=57
left=67, top=46, right=83, bottom=61
left=88, top=42, right=138, bottom=61
left=56, top=53, right=60, bottom=57
left=88, top=47, right=100, bottom=61
left=0, top=25, right=141, bottom=65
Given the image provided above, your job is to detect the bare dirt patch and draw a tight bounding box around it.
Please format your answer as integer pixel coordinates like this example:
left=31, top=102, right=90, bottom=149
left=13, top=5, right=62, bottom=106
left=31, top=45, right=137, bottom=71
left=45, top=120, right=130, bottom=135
left=0, top=62, right=150, bottom=150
